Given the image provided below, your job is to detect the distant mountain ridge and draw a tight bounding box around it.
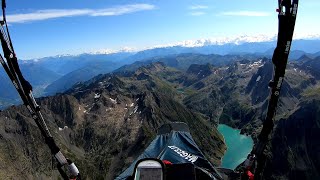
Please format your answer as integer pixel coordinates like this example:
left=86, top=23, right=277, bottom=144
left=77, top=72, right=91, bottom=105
left=0, top=53, right=133, bottom=109
left=123, top=39, right=320, bottom=62
left=21, top=39, right=320, bottom=63
left=0, top=63, right=61, bottom=107
left=1, top=39, right=320, bottom=109
left=44, top=61, right=124, bottom=95
left=21, top=53, right=133, bottom=76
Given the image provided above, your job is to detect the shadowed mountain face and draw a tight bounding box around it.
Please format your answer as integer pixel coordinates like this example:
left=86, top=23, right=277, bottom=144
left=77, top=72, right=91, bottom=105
left=0, top=54, right=320, bottom=179
left=299, top=56, right=320, bottom=79
left=263, top=92, right=320, bottom=180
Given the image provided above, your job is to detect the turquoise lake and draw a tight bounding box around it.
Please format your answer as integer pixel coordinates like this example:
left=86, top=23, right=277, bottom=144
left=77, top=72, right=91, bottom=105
left=217, top=124, right=254, bottom=170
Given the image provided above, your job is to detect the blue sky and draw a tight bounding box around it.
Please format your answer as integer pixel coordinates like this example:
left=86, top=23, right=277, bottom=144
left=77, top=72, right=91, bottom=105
left=4, top=0, right=320, bottom=59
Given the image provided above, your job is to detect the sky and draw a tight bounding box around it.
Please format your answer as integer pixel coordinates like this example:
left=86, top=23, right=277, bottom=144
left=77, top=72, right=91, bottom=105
left=3, top=0, right=320, bottom=59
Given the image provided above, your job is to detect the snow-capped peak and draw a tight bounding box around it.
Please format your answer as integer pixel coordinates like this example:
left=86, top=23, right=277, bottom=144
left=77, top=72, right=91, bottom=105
left=293, top=33, right=320, bottom=40
left=20, top=33, right=320, bottom=60
left=157, top=34, right=277, bottom=48
left=146, top=33, right=320, bottom=49
left=90, top=47, right=137, bottom=55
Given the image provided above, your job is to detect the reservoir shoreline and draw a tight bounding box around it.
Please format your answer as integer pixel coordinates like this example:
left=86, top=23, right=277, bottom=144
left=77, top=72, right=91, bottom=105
left=217, top=124, right=254, bottom=170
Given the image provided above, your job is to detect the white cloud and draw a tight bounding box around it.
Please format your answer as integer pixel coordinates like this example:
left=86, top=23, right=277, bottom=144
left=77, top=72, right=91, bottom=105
left=220, top=11, right=271, bottom=17
left=6, top=4, right=155, bottom=23
left=189, top=5, right=208, bottom=10
left=190, top=11, right=206, bottom=16
left=7, top=9, right=91, bottom=23
left=90, top=4, right=155, bottom=16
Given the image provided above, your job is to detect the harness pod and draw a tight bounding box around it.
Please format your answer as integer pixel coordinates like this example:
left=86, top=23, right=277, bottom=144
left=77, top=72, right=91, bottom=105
left=117, top=122, right=223, bottom=180
left=0, top=1, right=80, bottom=179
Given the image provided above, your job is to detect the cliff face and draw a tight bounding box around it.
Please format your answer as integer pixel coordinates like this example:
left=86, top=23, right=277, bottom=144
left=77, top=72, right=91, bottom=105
left=0, top=63, right=226, bottom=179
left=262, top=92, right=320, bottom=180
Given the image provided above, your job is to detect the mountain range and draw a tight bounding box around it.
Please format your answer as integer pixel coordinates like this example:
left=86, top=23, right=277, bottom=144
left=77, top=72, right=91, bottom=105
left=1, top=39, right=320, bottom=110
left=1, top=50, right=320, bottom=179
